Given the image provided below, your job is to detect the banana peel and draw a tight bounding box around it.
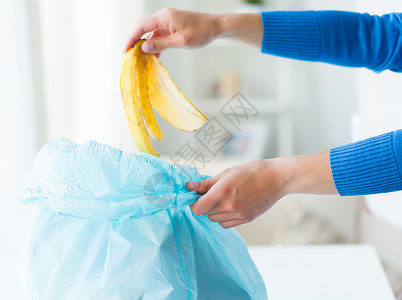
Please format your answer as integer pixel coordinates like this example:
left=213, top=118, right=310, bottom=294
left=147, top=54, right=208, bottom=132
left=120, top=43, right=159, bottom=157
left=120, top=40, right=208, bottom=156
left=135, top=42, right=163, bottom=141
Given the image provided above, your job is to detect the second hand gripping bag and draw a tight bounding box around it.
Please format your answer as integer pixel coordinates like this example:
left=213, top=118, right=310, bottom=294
left=18, top=138, right=268, bottom=300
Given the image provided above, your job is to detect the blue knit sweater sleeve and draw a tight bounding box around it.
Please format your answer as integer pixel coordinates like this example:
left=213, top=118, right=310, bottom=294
left=260, top=11, right=402, bottom=72
left=330, top=131, right=402, bottom=196
left=260, top=11, right=402, bottom=196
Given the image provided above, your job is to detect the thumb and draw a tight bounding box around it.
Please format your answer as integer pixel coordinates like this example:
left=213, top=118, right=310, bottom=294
left=142, top=34, right=181, bottom=53
left=186, top=177, right=218, bottom=195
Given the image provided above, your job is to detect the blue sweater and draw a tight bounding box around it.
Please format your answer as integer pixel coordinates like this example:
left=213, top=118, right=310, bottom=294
left=260, top=11, right=402, bottom=196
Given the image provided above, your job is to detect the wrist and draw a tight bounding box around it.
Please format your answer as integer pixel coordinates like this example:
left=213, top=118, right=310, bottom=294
left=258, top=157, right=292, bottom=199
left=215, top=13, right=263, bottom=46
left=270, top=157, right=296, bottom=196
left=278, top=156, right=305, bottom=195
left=278, top=151, right=337, bottom=195
left=214, top=14, right=234, bottom=39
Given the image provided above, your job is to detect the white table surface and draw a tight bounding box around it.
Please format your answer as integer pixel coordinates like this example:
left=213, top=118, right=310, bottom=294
left=248, top=245, right=395, bottom=300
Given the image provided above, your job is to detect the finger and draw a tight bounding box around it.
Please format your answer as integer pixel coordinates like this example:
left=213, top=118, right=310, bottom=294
left=208, top=212, right=244, bottom=223
left=206, top=202, right=233, bottom=215
left=186, top=176, right=218, bottom=195
left=149, top=29, right=171, bottom=39
left=219, top=219, right=246, bottom=229
left=142, top=34, right=184, bottom=53
left=147, top=29, right=170, bottom=58
left=123, top=15, right=163, bottom=53
left=190, top=193, right=220, bottom=216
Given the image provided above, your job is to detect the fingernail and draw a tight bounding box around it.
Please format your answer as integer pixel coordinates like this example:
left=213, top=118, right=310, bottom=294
left=186, top=181, right=199, bottom=190
left=142, top=42, right=154, bottom=53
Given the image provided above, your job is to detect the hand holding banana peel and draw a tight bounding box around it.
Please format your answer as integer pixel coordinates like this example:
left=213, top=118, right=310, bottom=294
left=121, top=8, right=263, bottom=156
left=123, top=8, right=263, bottom=54
left=120, top=39, right=208, bottom=156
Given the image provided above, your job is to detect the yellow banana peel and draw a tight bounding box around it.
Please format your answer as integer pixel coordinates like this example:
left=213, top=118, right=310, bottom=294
left=147, top=54, right=208, bottom=132
left=120, top=43, right=159, bottom=156
left=135, top=40, right=163, bottom=141
left=120, top=40, right=208, bottom=156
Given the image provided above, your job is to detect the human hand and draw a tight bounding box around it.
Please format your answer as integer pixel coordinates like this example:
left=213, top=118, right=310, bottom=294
left=123, top=8, right=220, bottom=54
left=187, top=151, right=337, bottom=228
left=123, top=8, right=263, bottom=54
left=187, top=159, right=285, bottom=229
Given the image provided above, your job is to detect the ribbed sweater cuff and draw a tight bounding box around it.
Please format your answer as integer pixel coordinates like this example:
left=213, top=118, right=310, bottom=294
left=260, top=11, right=320, bottom=61
left=330, top=131, right=402, bottom=196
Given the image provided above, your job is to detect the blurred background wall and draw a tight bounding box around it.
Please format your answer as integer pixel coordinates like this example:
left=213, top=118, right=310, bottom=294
left=2, top=0, right=402, bottom=298
left=0, top=0, right=42, bottom=296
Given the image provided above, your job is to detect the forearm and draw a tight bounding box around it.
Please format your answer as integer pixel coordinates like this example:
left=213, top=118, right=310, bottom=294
left=276, top=151, right=337, bottom=195
left=215, top=13, right=263, bottom=48
left=188, top=131, right=402, bottom=228
left=126, top=8, right=402, bottom=72
left=276, top=130, right=402, bottom=197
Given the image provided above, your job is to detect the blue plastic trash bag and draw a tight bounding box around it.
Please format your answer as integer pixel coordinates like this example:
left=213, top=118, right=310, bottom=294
left=18, top=138, right=267, bottom=299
